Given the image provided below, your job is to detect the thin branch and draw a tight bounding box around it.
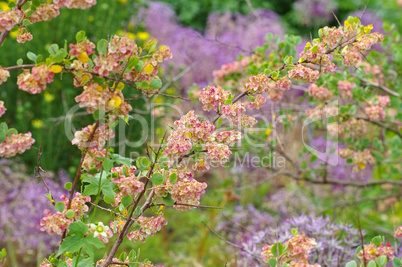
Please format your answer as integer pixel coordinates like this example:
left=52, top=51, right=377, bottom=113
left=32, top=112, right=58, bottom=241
left=4, top=64, right=36, bottom=71
left=36, top=143, right=55, bottom=205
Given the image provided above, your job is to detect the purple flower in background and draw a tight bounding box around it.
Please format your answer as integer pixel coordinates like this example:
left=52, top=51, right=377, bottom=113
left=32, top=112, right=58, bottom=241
left=218, top=206, right=360, bottom=266
left=0, top=159, right=69, bottom=264
left=137, top=2, right=284, bottom=88
left=293, top=0, right=337, bottom=27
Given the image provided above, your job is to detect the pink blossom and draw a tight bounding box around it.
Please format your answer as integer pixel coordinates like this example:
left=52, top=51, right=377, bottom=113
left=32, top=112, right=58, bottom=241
left=192, top=157, right=210, bottom=172
left=0, top=132, right=35, bottom=158
left=267, top=88, right=284, bottom=102
left=72, top=123, right=115, bottom=150
left=82, top=148, right=106, bottom=172
left=199, top=85, right=230, bottom=112
left=275, top=76, right=292, bottom=90
left=245, top=73, right=269, bottom=95
left=205, top=141, right=232, bottom=164
left=111, top=165, right=144, bottom=207
left=60, top=192, right=91, bottom=220
left=357, top=243, right=394, bottom=262
left=0, top=10, right=23, bottom=32
left=171, top=178, right=207, bottom=211
left=365, top=105, right=386, bottom=121
left=0, top=66, right=10, bottom=84
left=288, top=64, right=319, bottom=83
left=126, top=213, right=168, bottom=242
left=17, top=65, right=54, bottom=94
left=240, top=115, right=258, bottom=128
left=320, top=26, right=344, bottom=48
left=337, top=80, right=355, bottom=99
left=308, top=84, right=333, bottom=101
left=16, top=31, right=33, bottom=43
left=213, top=57, right=250, bottom=80
left=395, top=225, right=402, bottom=238
left=40, top=209, right=73, bottom=236
left=53, top=0, right=97, bottom=9
left=341, top=49, right=361, bottom=66
left=28, top=4, right=60, bottom=23
left=69, top=39, right=96, bottom=57
left=216, top=130, right=243, bottom=146
left=153, top=46, right=173, bottom=62
left=248, top=94, right=266, bottom=109
left=221, top=103, right=246, bottom=126
left=0, top=100, right=6, bottom=118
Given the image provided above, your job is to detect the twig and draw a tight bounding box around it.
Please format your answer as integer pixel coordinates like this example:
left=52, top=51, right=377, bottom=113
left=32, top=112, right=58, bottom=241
left=36, top=143, right=54, bottom=205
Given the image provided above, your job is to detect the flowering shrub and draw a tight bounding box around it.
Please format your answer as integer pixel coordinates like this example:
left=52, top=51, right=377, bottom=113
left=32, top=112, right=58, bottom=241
left=0, top=1, right=401, bottom=266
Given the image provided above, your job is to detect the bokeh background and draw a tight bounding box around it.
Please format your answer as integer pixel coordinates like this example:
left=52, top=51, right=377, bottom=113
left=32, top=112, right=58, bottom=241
left=0, top=0, right=401, bottom=266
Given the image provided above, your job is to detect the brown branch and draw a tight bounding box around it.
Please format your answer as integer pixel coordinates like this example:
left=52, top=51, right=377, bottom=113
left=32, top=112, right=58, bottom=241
left=356, top=116, right=402, bottom=139
left=150, top=202, right=222, bottom=209
left=36, top=142, right=55, bottom=205
left=0, top=0, right=29, bottom=47
left=4, top=64, right=36, bottom=70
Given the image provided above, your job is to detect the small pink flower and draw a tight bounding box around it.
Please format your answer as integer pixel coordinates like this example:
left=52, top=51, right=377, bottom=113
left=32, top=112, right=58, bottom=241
left=288, top=64, right=319, bottom=83
left=0, top=132, right=35, bottom=158
left=0, top=100, right=6, bottom=118
left=40, top=209, right=73, bottom=236
left=395, top=225, right=402, bottom=238
left=308, top=84, right=333, bottom=101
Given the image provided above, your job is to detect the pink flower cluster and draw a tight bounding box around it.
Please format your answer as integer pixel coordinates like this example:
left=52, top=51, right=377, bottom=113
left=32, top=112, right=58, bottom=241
left=0, top=132, right=35, bottom=158
left=72, top=123, right=115, bottom=150
left=82, top=148, right=106, bottom=172
left=337, top=80, right=355, bottom=99
left=0, top=10, right=23, bottom=32
left=0, top=100, right=5, bottom=118
left=395, top=226, right=402, bottom=238
left=353, top=149, right=375, bottom=167
left=17, top=65, right=54, bottom=94
left=338, top=148, right=354, bottom=159
left=365, top=95, right=390, bottom=121
left=221, top=103, right=246, bottom=126
left=261, top=234, right=319, bottom=266
left=245, top=73, right=269, bottom=95
left=126, top=213, right=168, bottom=242
left=75, top=83, right=132, bottom=115
left=288, top=64, right=319, bottom=84
left=152, top=46, right=173, bottom=63
left=40, top=209, right=73, bottom=236
left=93, top=35, right=138, bottom=77
left=308, top=84, right=333, bottom=101
left=164, top=111, right=214, bottom=160
left=300, top=42, right=335, bottom=74
left=248, top=94, right=266, bottom=109
left=305, top=105, right=338, bottom=121
left=60, top=192, right=91, bottom=220
left=320, top=26, right=344, bottom=48
left=215, top=130, right=243, bottom=146
left=342, top=34, right=383, bottom=66
left=110, top=165, right=144, bottom=207
left=171, top=178, right=207, bottom=211
left=69, top=39, right=96, bottom=57
left=343, top=118, right=366, bottom=137
left=53, top=0, right=97, bottom=9
left=192, top=157, right=210, bottom=172
left=205, top=141, right=232, bottom=164
left=28, top=4, right=60, bottom=23
left=0, top=66, right=10, bottom=84
left=212, top=57, right=250, bottom=80
left=16, top=30, right=33, bottom=43
left=357, top=242, right=394, bottom=262
left=199, top=85, right=230, bottom=112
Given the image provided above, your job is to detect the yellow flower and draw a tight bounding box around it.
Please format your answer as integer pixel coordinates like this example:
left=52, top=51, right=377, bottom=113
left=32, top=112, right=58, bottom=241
left=44, top=92, right=55, bottom=102
left=137, top=31, right=149, bottom=40
left=96, top=85, right=104, bottom=92
left=166, top=87, right=175, bottom=95
left=127, top=32, right=135, bottom=40
left=113, top=81, right=124, bottom=91
left=0, top=1, right=10, bottom=11
left=144, top=64, right=154, bottom=74
left=184, top=132, right=192, bottom=139
left=32, top=119, right=44, bottom=129
left=265, top=129, right=272, bottom=136
left=78, top=52, right=89, bottom=63
left=357, top=162, right=366, bottom=169
left=107, top=96, right=122, bottom=109
left=50, top=65, right=62, bottom=73
left=154, top=96, right=163, bottom=104
left=9, top=29, right=18, bottom=39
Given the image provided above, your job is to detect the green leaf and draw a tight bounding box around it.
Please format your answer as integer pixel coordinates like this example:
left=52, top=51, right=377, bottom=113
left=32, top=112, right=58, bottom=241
left=135, top=60, right=144, bottom=72
left=27, top=52, right=37, bottom=63
left=393, top=257, right=402, bottom=267
left=22, top=19, right=31, bottom=27
left=119, top=252, right=128, bottom=262
left=127, top=57, right=140, bottom=69
left=69, top=221, right=88, bottom=236
left=121, top=195, right=133, bottom=208
left=92, top=109, right=105, bottom=120
left=57, top=235, right=84, bottom=256
left=55, top=202, right=65, bottom=213
left=102, top=181, right=117, bottom=200
left=150, top=78, right=162, bottom=89
left=169, top=172, right=178, bottom=184
left=268, top=258, right=277, bottom=267
left=111, top=153, right=132, bottom=166
left=0, top=248, right=6, bottom=259
left=150, top=173, right=165, bottom=185
left=377, top=255, right=387, bottom=266
left=97, top=39, right=108, bottom=55
left=65, top=209, right=74, bottom=219
left=271, top=243, right=278, bottom=257
left=225, top=99, right=232, bottom=105
left=349, top=105, right=357, bottom=115
left=64, top=182, right=72, bottom=190
left=48, top=44, right=59, bottom=55
left=371, top=236, right=382, bottom=247
left=291, top=228, right=298, bottom=235
left=76, top=258, right=94, bottom=267
left=0, top=131, right=6, bottom=143
left=32, top=0, right=41, bottom=7
left=162, top=193, right=175, bottom=206
left=102, top=158, right=114, bottom=172
left=345, top=261, right=357, bottom=267
left=136, top=157, right=151, bottom=170
left=16, top=58, right=23, bottom=65
left=216, top=118, right=222, bottom=128
left=311, top=45, right=319, bottom=53
left=75, top=31, right=86, bottom=43
left=51, top=48, right=68, bottom=63
left=367, top=260, right=376, bottom=267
